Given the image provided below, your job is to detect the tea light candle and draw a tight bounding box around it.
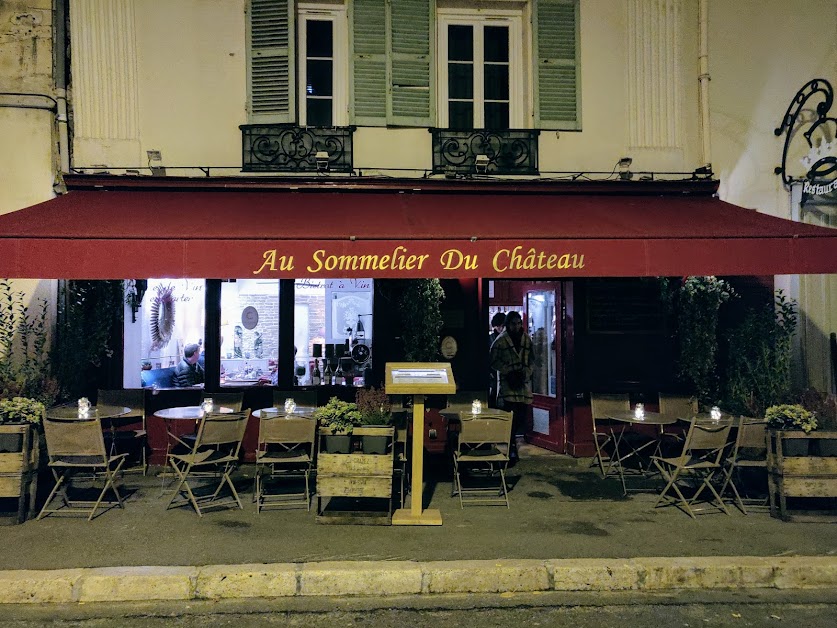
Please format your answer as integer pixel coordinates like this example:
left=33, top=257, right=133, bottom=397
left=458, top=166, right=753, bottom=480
left=634, top=403, right=645, bottom=420
left=284, top=398, right=296, bottom=414
left=78, top=397, right=90, bottom=418
left=710, top=406, right=722, bottom=422
left=202, top=398, right=214, bottom=413
left=471, top=399, right=482, bottom=415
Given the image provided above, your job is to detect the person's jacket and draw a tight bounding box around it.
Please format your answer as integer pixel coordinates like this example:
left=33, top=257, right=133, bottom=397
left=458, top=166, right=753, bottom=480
left=489, top=330, right=533, bottom=404
left=173, top=358, right=204, bottom=387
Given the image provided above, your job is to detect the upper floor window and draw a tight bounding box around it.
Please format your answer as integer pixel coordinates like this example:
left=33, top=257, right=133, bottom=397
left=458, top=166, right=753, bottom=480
left=298, top=4, right=348, bottom=126
left=247, top=0, right=579, bottom=131
left=437, top=10, right=524, bottom=129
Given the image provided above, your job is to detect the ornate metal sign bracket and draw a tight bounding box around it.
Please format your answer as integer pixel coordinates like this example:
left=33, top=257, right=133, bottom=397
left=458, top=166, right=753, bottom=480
left=774, top=78, right=836, bottom=189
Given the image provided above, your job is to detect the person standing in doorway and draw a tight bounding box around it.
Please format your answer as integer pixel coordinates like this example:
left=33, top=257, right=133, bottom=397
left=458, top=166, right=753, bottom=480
left=489, top=310, right=533, bottom=463
left=488, top=312, right=506, bottom=408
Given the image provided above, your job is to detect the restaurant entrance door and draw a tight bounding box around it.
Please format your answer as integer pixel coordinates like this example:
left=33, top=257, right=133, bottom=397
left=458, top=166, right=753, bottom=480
left=523, top=282, right=565, bottom=453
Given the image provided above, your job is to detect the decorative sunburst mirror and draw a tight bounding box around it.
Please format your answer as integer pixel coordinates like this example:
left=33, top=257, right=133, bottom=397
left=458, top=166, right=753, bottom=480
left=150, top=284, right=175, bottom=351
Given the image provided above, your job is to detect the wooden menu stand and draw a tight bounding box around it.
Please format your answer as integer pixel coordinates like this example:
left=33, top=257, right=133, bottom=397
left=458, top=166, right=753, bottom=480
left=385, top=362, right=456, bottom=526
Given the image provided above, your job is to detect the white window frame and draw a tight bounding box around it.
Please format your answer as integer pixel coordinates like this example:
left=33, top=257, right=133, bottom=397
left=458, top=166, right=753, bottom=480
left=437, top=8, right=525, bottom=129
left=298, top=3, right=349, bottom=126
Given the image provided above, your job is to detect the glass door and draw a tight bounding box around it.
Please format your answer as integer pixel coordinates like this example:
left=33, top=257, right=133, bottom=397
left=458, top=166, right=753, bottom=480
left=524, top=284, right=565, bottom=452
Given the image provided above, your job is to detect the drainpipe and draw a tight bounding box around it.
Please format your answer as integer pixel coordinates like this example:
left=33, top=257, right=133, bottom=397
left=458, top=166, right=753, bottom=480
left=54, top=0, right=70, bottom=175
left=698, top=0, right=712, bottom=171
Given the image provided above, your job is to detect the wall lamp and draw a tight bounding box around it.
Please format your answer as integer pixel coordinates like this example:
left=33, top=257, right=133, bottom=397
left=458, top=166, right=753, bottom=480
left=474, top=154, right=490, bottom=174
left=315, top=151, right=330, bottom=173
left=617, top=156, right=633, bottom=180
left=147, top=150, right=166, bottom=176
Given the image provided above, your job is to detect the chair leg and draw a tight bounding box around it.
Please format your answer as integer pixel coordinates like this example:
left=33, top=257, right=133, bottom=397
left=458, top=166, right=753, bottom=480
left=36, top=472, right=68, bottom=520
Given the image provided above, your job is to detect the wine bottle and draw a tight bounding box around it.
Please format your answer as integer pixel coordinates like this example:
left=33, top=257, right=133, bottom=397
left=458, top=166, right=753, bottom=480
left=312, top=359, right=321, bottom=386
left=335, top=359, right=344, bottom=386
left=323, top=359, right=333, bottom=386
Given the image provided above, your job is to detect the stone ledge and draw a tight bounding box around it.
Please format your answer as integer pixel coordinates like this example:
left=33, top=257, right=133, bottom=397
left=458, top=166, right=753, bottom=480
left=1, top=557, right=836, bottom=604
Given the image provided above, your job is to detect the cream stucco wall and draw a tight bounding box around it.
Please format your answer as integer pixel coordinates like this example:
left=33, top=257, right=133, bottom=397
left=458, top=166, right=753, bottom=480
left=0, top=0, right=57, bottom=337
left=3, top=0, right=837, bottom=391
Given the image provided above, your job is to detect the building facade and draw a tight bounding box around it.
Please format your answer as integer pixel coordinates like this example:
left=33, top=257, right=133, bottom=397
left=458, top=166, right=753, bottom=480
left=2, top=1, right=836, bottom=420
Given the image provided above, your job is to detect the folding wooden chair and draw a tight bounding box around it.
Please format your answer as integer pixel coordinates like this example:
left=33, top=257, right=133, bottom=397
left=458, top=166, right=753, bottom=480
left=38, top=416, right=128, bottom=521
left=657, top=393, right=698, bottom=421
left=254, top=412, right=316, bottom=511
left=97, top=388, right=147, bottom=474
left=452, top=411, right=513, bottom=508
left=651, top=418, right=733, bottom=518
left=166, top=412, right=248, bottom=516
left=589, top=393, right=630, bottom=479
left=719, top=417, right=768, bottom=514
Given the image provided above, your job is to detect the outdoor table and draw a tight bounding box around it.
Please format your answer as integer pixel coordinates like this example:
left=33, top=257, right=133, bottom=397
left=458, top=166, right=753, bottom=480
left=154, top=405, right=235, bottom=457
left=252, top=406, right=318, bottom=419
left=46, top=404, right=131, bottom=420
left=606, top=411, right=679, bottom=494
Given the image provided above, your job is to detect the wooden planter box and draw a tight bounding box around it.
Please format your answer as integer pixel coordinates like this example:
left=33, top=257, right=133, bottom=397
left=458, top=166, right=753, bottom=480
left=316, top=426, right=394, bottom=524
left=767, top=429, right=837, bottom=522
left=0, top=423, right=39, bottom=523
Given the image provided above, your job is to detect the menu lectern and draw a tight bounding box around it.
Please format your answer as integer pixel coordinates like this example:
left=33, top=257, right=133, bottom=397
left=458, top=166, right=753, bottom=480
left=385, top=362, right=456, bottom=526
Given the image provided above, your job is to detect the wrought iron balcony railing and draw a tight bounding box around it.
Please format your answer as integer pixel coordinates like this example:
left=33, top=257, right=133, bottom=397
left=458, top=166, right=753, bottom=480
left=240, top=125, right=355, bottom=173
left=430, top=128, right=540, bottom=176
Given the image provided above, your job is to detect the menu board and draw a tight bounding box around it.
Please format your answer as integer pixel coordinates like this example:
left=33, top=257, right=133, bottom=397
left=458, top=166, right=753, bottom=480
left=385, top=362, right=457, bottom=394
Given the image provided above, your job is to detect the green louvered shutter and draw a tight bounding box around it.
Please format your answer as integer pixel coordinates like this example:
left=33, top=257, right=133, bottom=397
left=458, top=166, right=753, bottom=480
left=351, top=0, right=387, bottom=126
left=534, top=0, right=580, bottom=130
left=387, top=0, right=434, bottom=126
left=247, top=0, right=295, bottom=124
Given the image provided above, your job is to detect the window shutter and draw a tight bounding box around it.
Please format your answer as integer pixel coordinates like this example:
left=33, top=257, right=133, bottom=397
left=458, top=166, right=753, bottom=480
left=351, top=0, right=387, bottom=126
left=247, top=0, right=295, bottom=124
left=534, top=0, right=580, bottom=130
left=387, top=0, right=434, bottom=126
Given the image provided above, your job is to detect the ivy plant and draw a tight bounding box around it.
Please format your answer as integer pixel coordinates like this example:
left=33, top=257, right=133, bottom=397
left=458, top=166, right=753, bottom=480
left=397, top=279, right=446, bottom=362
left=723, top=290, right=798, bottom=417
left=661, top=276, right=735, bottom=406
left=0, top=280, right=59, bottom=406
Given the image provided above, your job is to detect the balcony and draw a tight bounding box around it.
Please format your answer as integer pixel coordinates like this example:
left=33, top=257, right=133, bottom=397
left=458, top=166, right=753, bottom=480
left=430, top=129, right=540, bottom=176
left=240, top=125, right=355, bottom=173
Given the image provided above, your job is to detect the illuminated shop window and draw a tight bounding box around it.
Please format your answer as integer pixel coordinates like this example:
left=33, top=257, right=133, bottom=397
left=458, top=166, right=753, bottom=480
left=220, top=279, right=280, bottom=387
left=295, top=278, right=373, bottom=386
left=124, top=279, right=206, bottom=389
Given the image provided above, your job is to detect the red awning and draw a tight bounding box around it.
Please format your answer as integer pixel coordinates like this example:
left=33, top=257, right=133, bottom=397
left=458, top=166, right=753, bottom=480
left=1, top=187, right=836, bottom=279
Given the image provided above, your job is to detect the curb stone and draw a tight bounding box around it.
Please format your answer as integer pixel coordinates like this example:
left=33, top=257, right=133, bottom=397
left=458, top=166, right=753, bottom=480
left=0, top=557, right=835, bottom=604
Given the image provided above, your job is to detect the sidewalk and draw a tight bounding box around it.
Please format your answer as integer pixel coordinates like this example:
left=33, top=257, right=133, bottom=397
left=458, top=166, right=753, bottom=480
left=1, top=450, right=835, bottom=604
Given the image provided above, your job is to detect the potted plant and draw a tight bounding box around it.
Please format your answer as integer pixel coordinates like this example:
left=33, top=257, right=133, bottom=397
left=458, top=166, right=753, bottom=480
left=0, top=396, right=45, bottom=427
left=356, top=387, right=393, bottom=454
left=313, top=397, right=360, bottom=453
left=766, top=403, right=817, bottom=456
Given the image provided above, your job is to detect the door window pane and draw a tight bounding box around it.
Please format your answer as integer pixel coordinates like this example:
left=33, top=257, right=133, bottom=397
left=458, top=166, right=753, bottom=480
left=484, top=26, right=508, bottom=62
left=484, top=65, right=509, bottom=101
left=448, top=25, right=473, bottom=61
left=306, top=20, right=332, bottom=57
left=528, top=290, right=557, bottom=397
left=448, top=63, right=473, bottom=99
left=484, top=102, right=509, bottom=130
left=306, top=59, right=333, bottom=96
left=449, top=101, right=473, bottom=129
left=306, top=99, right=333, bottom=127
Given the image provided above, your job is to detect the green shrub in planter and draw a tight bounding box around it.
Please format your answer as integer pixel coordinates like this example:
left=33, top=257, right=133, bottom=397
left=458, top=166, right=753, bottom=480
left=0, top=397, right=45, bottom=425
left=314, top=397, right=361, bottom=453
left=765, top=404, right=817, bottom=434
